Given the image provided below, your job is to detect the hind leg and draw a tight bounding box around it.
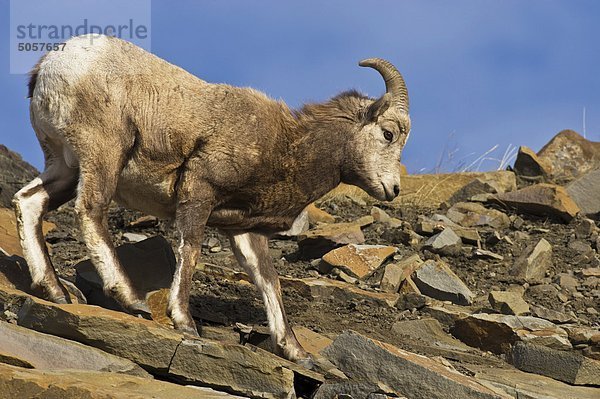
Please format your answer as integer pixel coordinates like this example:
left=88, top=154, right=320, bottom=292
left=229, top=231, right=313, bottom=367
left=74, top=153, right=149, bottom=316
left=13, top=156, right=78, bottom=303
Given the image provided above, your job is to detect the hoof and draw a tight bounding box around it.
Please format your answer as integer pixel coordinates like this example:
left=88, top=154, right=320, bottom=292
left=295, top=355, right=315, bottom=370
left=128, top=301, right=152, bottom=319
left=52, top=295, right=71, bottom=305
left=176, top=324, right=201, bottom=338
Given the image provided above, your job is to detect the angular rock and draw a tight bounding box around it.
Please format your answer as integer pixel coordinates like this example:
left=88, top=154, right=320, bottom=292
left=0, top=207, right=55, bottom=257
left=575, top=218, right=598, bottom=238
left=416, top=215, right=481, bottom=245
left=513, top=145, right=553, bottom=180
left=581, top=267, right=600, bottom=277
left=537, top=129, right=600, bottom=183
left=322, top=331, right=504, bottom=399
left=205, top=237, right=222, bottom=253
left=0, top=254, right=85, bottom=304
left=370, top=206, right=392, bottom=223
left=511, top=238, right=553, bottom=281
left=169, top=340, right=296, bottom=398
left=567, top=167, right=600, bottom=217
left=447, top=177, right=507, bottom=205
left=314, top=381, right=404, bottom=399
left=298, top=222, right=365, bottom=259
left=396, top=291, right=430, bottom=310
left=530, top=305, right=575, bottom=324
left=14, top=295, right=184, bottom=372
left=412, top=260, right=474, bottom=305
left=568, top=239, right=593, bottom=255
left=391, top=318, right=473, bottom=353
left=75, top=236, right=176, bottom=310
left=380, top=263, right=405, bottom=293
left=491, top=184, right=580, bottom=222
left=488, top=291, right=530, bottom=316
left=474, top=249, right=504, bottom=261
left=380, top=254, right=423, bottom=293
left=422, top=228, right=462, bottom=256
left=0, top=320, right=149, bottom=377
left=563, top=325, right=600, bottom=345
left=306, top=203, right=335, bottom=225
left=446, top=202, right=510, bottom=229
left=122, top=232, right=148, bottom=243
left=354, top=215, right=375, bottom=227
left=321, top=244, right=396, bottom=279
left=281, top=276, right=399, bottom=308
left=452, top=314, right=571, bottom=354
left=510, top=342, right=600, bottom=386
left=471, top=365, right=600, bottom=399
left=0, top=362, right=241, bottom=399
left=424, top=304, right=472, bottom=328
left=556, top=273, right=579, bottom=292
left=292, top=326, right=333, bottom=357
left=277, top=209, right=309, bottom=237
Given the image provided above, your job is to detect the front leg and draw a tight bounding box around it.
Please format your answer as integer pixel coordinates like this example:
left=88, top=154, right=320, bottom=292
left=229, top=231, right=313, bottom=367
left=167, top=177, right=213, bottom=336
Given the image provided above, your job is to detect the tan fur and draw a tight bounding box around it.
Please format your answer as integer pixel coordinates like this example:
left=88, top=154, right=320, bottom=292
left=16, top=34, right=411, bottom=365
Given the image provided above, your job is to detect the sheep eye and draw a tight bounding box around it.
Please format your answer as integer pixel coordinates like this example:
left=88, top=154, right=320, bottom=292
left=383, top=130, right=393, bottom=142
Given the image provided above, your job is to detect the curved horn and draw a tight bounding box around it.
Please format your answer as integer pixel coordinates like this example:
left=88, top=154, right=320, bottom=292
left=359, top=58, right=409, bottom=113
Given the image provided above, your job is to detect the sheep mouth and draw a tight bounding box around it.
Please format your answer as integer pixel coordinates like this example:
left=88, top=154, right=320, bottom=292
left=381, top=182, right=397, bottom=201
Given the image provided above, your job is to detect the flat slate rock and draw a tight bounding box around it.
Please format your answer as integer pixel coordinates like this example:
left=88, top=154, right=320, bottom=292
left=0, top=362, right=244, bottom=399
left=323, top=330, right=506, bottom=399
left=0, top=320, right=149, bottom=378
left=510, top=342, right=600, bottom=386
left=470, top=364, right=600, bottom=399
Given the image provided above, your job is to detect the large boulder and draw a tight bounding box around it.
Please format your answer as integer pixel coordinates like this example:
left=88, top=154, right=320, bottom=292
left=490, top=184, right=580, bottom=222
left=566, top=167, right=600, bottom=217
left=452, top=314, right=571, bottom=354
left=537, top=129, right=600, bottom=183
left=513, top=145, right=553, bottom=181
left=0, top=320, right=149, bottom=378
left=322, top=331, right=505, bottom=399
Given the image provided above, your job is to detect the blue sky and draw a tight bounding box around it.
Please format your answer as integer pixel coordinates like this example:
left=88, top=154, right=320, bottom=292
left=1, top=0, right=599, bottom=173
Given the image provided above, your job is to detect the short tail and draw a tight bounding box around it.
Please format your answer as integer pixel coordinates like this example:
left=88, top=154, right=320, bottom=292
left=27, top=56, right=45, bottom=98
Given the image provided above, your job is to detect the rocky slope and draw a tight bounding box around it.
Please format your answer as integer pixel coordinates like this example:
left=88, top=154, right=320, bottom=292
left=0, top=131, right=599, bottom=398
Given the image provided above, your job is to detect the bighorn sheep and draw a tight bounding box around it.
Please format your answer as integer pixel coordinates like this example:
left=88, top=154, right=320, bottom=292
left=14, top=34, right=411, bottom=366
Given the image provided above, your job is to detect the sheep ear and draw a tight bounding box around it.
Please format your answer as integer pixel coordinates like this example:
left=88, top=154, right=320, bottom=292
left=364, top=93, right=391, bottom=122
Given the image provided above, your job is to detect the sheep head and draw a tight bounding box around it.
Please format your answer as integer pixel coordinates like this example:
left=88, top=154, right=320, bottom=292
left=341, top=58, right=411, bottom=202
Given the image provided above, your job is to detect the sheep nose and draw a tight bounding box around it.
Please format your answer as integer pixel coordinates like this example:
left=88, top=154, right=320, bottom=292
left=393, top=184, right=400, bottom=196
